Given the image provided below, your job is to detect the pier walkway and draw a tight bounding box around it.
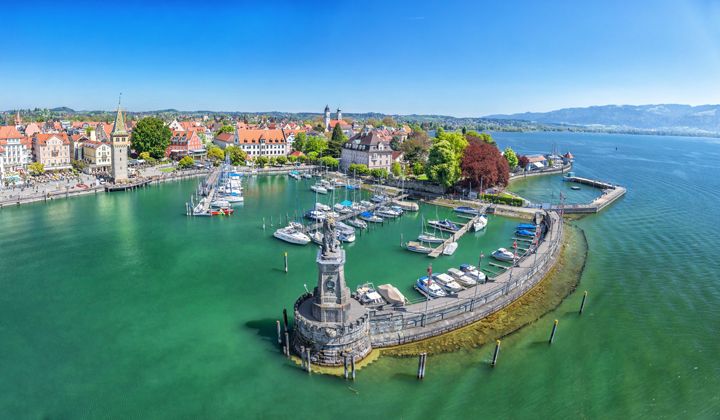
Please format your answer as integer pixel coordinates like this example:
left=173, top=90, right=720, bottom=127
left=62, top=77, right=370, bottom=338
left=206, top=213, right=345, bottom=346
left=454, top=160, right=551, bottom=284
left=303, top=194, right=408, bottom=232
left=428, top=206, right=488, bottom=258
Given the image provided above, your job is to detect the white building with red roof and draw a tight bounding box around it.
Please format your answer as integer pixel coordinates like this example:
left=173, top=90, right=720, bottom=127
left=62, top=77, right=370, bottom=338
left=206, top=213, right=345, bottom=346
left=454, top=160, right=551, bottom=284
left=0, top=126, right=33, bottom=180
left=212, top=128, right=288, bottom=158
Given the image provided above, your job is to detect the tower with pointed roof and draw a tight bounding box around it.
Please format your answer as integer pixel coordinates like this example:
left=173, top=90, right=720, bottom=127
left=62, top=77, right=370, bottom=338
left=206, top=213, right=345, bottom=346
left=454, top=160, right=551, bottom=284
left=110, top=97, right=129, bottom=183
left=14, top=110, right=22, bottom=126
left=324, top=105, right=331, bottom=132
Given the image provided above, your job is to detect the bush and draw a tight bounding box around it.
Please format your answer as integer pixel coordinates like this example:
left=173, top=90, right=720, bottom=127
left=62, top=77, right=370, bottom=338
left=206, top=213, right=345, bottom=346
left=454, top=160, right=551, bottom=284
left=370, top=168, right=389, bottom=179
left=276, top=155, right=288, bottom=165
left=178, top=156, right=195, bottom=169
left=348, top=163, right=370, bottom=176
left=482, top=193, right=523, bottom=207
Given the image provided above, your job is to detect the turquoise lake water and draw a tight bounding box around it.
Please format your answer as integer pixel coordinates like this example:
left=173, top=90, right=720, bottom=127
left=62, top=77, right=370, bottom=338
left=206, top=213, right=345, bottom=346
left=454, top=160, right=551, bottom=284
left=0, top=132, right=718, bottom=418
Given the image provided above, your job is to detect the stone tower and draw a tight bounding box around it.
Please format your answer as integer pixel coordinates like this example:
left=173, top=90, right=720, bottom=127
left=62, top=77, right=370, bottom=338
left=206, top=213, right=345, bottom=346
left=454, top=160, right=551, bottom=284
left=110, top=100, right=129, bottom=183
left=324, top=104, right=331, bottom=132
left=292, top=215, right=372, bottom=365
left=336, top=108, right=342, bottom=121
left=311, top=217, right=352, bottom=322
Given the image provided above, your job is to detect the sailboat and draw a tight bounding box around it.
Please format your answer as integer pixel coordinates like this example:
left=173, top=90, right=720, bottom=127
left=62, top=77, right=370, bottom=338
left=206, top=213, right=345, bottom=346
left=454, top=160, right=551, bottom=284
left=417, top=215, right=444, bottom=243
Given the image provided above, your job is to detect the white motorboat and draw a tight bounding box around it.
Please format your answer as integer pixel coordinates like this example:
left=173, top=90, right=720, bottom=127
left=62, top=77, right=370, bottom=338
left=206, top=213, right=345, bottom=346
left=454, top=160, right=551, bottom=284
left=273, top=223, right=311, bottom=245
left=346, top=218, right=368, bottom=229
left=448, top=267, right=478, bottom=287
left=359, top=200, right=373, bottom=208
left=442, top=242, right=458, bottom=255
left=405, top=241, right=433, bottom=254
left=315, top=203, right=331, bottom=212
left=288, top=171, right=301, bottom=180
left=222, top=194, right=244, bottom=203
left=310, top=184, right=328, bottom=194
left=427, top=219, right=460, bottom=233
left=432, top=273, right=464, bottom=294
left=415, top=276, right=447, bottom=298
left=377, top=284, right=408, bottom=305
left=459, top=264, right=486, bottom=283
left=355, top=283, right=385, bottom=305
left=473, top=215, right=488, bottom=231
left=418, top=233, right=444, bottom=244
left=335, top=221, right=356, bottom=235
left=338, top=231, right=355, bottom=243
left=376, top=208, right=400, bottom=218
left=309, top=230, right=324, bottom=245
left=211, top=199, right=231, bottom=208
left=392, top=200, right=419, bottom=211
left=492, top=248, right=515, bottom=262
left=302, top=172, right=312, bottom=179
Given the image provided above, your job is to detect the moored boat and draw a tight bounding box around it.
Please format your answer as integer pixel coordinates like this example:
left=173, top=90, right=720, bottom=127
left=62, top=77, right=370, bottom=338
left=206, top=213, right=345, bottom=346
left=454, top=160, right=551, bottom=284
left=359, top=211, right=383, bottom=223
left=517, top=223, right=537, bottom=230
left=289, top=171, right=301, bottom=180
left=405, top=241, right=433, bottom=254
left=432, top=273, right=464, bottom=293
left=447, top=267, right=478, bottom=287
left=418, top=233, right=444, bottom=244
left=415, top=276, right=447, bottom=298
left=473, top=215, right=488, bottom=231
left=459, top=264, right=486, bottom=283
left=273, top=223, right=311, bottom=245
left=310, top=184, right=328, bottom=194
left=492, top=247, right=515, bottom=262
left=355, top=283, right=385, bottom=305
left=392, top=200, right=419, bottom=211
left=428, top=219, right=460, bottom=233
left=516, top=229, right=535, bottom=237
left=377, top=283, right=408, bottom=306
left=442, top=242, right=458, bottom=255
left=454, top=206, right=480, bottom=215
left=346, top=218, right=368, bottom=229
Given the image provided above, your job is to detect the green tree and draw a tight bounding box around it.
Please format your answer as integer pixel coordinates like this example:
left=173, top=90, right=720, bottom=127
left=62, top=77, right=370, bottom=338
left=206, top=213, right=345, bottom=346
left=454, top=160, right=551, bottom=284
left=304, top=135, right=328, bottom=154
left=225, top=146, right=247, bottom=165
left=131, top=117, right=172, bottom=159
left=28, top=162, right=45, bottom=176
left=391, top=161, right=402, bottom=177
left=427, top=140, right=461, bottom=187
left=370, top=168, right=389, bottom=179
left=401, top=131, right=432, bottom=164
left=215, top=125, right=234, bottom=135
left=436, top=131, right=468, bottom=157
left=178, top=156, right=195, bottom=169
left=138, top=151, right=151, bottom=161
left=276, top=155, right=288, bottom=165
left=207, top=146, right=225, bottom=162
left=466, top=131, right=496, bottom=145
left=348, top=163, right=370, bottom=176
left=255, top=155, right=269, bottom=167
left=71, top=159, right=87, bottom=172
left=381, top=116, right=397, bottom=127
left=327, top=124, right=347, bottom=158
left=503, top=147, right=519, bottom=169
left=293, top=132, right=307, bottom=152
left=319, top=156, right=339, bottom=170
left=306, top=151, right=319, bottom=162
left=412, top=161, right=425, bottom=176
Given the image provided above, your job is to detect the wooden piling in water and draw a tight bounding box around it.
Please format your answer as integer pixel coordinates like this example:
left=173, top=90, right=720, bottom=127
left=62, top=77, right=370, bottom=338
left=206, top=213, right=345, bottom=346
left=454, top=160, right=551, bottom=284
left=417, top=353, right=427, bottom=379
left=351, top=356, right=356, bottom=380
left=491, top=340, right=501, bottom=367
left=306, top=348, right=312, bottom=373
left=284, top=332, right=290, bottom=357
left=549, top=319, right=558, bottom=344
left=283, top=308, right=288, bottom=332
left=276, top=320, right=282, bottom=345
left=344, top=355, right=349, bottom=379
left=579, top=290, right=588, bottom=314
left=284, top=252, right=288, bottom=273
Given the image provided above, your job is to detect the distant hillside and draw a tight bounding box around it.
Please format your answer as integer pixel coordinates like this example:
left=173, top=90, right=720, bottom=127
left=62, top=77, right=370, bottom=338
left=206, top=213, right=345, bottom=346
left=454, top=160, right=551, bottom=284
left=486, top=104, right=720, bottom=134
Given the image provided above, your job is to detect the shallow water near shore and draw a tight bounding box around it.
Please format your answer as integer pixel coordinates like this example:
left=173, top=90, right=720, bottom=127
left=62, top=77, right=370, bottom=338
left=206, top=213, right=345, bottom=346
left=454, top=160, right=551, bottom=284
left=1, top=132, right=719, bottom=418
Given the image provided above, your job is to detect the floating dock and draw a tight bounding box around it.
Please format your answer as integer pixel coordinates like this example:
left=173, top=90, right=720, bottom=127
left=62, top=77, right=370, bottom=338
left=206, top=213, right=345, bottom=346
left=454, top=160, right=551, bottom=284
left=556, top=176, right=626, bottom=214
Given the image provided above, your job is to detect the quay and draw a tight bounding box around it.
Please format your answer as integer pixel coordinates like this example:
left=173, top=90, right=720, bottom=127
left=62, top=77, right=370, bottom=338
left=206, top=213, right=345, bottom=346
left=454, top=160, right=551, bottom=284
left=290, top=209, right=562, bottom=366
left=552, top=176, right=626, bottom=214
left=104, top=179, right=151, bottom=192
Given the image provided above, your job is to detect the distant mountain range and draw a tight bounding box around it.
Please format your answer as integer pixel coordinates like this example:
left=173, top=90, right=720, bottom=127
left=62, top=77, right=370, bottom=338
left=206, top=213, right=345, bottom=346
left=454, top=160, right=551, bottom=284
left=485, top=104, right=720, bottom=134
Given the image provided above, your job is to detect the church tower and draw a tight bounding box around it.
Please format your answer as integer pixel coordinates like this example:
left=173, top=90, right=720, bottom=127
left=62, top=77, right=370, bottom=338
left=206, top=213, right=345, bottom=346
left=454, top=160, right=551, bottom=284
left=14, top=110, right=22, bottom=126
left=324, top=104, right=331, bottom=132
left=336, top=108, right=342, bottom=121
left=110, top=98, right=129, bottom=183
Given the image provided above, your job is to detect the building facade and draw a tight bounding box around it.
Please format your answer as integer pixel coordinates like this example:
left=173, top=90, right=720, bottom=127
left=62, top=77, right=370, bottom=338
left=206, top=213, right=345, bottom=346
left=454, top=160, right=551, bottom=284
left=212, top=128, right=287, bottom=158
left=0, top=126, right=32, bottom=175
left=32, top=133, right=71, bottom=170
left=340, top=129, right=393, bottom=171
left=165, top=130, right=204, bottom=158
left=82, top=141, right=112, bottom=174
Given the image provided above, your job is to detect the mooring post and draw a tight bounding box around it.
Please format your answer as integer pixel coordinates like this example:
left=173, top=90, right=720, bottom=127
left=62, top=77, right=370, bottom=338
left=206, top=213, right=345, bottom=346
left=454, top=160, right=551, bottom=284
left=579, top=290, right=588, bottom=314
left=276, top=320, right=282, bottom=345
left=344, top=355, right=349, bottom=379
left=306, top=348, right=312, bottom=374
left=284, top=331, right=290, bottom=357
left=300, top=346, right=305, bottom=368
left=284, top=251, right=288, bottom=273
left=417, top=354, right=424, bottom=379
left=549, top=319, right=558, bottom=344
left=283, top=308, right=289, bottom=332
left=351, top=356, right=356, bottom=380
left=491, top=340, right=501, bottom=367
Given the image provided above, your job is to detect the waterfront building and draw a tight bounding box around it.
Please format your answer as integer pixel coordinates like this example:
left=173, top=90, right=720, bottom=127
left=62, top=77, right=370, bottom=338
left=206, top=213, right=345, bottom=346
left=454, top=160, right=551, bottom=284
left=32, top=133, right=71, bottom=170
left=165, top=130, right=205, bottom=159
left=0, top=126, right=32, bottom=176
left=212, top=128, right=288, bottom=157
left=340, top=128, right=393, bottom=172
left=82, top=140, right=112, bottom=174
left=110, top=104, right=129, bottom=183
left=525, top=155, right=548, bottom=171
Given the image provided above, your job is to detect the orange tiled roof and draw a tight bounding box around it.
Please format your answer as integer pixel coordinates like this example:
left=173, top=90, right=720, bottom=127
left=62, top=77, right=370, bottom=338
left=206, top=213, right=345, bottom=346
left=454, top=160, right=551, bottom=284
left=34, top=133, right=70, bottom=145
left=0, top=125, right=22, bottom=139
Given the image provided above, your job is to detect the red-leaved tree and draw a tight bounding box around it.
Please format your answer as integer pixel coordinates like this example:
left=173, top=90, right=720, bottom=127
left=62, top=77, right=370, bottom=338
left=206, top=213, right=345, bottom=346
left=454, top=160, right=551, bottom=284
left=460, top=139, right=509, bottom=190
left=517, top=155, right=529, bottom=169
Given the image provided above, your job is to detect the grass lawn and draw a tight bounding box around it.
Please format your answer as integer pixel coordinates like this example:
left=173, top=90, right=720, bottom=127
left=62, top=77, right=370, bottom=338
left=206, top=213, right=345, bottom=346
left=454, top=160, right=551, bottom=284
left=416, top=174, right=429, bottom=181
left=159, top=167, right=176, bottom=173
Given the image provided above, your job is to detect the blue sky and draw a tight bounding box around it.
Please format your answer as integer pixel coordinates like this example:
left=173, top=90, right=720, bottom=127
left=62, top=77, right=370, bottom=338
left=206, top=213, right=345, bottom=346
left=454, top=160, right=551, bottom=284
left=2, top=0, right=719, bottom=116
